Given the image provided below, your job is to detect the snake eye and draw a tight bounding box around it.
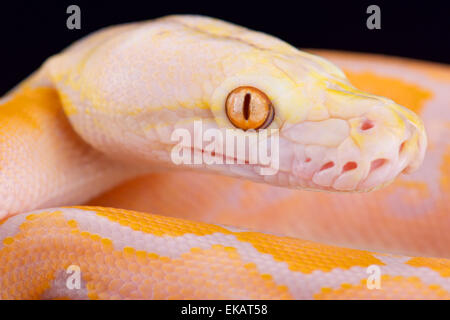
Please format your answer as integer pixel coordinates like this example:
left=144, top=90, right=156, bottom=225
left=225, top=86, right=274, bottom=130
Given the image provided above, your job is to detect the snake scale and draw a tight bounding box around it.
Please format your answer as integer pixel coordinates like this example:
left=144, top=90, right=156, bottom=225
left=1, top=15, right=449, bottom=300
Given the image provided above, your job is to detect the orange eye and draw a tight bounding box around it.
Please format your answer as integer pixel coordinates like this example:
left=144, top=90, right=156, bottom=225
left=225, top=86, right=274, bottom=130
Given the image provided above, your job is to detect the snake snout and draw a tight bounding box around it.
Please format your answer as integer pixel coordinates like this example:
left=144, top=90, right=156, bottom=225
left=280, top=99, right=427, bottom=192
left=398, top=116, right=427, bottom=175
left=353, top=102, right=427, bottom=191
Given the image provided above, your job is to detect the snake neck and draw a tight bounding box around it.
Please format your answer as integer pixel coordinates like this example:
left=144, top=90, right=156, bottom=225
left=0, top=86, right=138, bottom=217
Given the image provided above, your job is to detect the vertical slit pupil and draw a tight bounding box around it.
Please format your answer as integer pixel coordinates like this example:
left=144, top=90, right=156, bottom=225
left=243, top=93, right=251, bottom=120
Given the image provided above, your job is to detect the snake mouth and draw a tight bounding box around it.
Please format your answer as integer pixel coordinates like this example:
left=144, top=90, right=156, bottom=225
left=168, top=111, right=427, bottom=192
left=173, top=146, right=277, bottom=178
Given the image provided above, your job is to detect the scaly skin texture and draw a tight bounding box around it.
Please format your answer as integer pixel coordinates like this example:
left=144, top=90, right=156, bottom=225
left=0, top=15, right=448, bottom=299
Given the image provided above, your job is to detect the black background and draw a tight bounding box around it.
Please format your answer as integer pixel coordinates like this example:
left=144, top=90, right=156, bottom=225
left=1, top=1, right=449, bottom=95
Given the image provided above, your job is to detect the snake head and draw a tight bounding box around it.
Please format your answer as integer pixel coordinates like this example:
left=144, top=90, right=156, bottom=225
left=204, top=39, right=427, bottom=192
left=50, top=15, right=427, bottom=193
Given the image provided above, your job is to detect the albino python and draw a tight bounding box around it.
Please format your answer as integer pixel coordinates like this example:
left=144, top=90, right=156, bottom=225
left=1, top=15, right=449, bottom=300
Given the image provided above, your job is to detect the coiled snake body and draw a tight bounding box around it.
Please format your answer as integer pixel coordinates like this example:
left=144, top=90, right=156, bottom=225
left=1, top=15, right=449, bottom=299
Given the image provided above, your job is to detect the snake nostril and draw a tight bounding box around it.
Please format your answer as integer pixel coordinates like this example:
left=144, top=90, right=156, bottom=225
left=360, top=119, right=374, bottom=131
left=342, top=161, right=358, bottom=173
left=399, top=141, right=406, bottom=155
left=319, top=161, right=334, bottom=172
